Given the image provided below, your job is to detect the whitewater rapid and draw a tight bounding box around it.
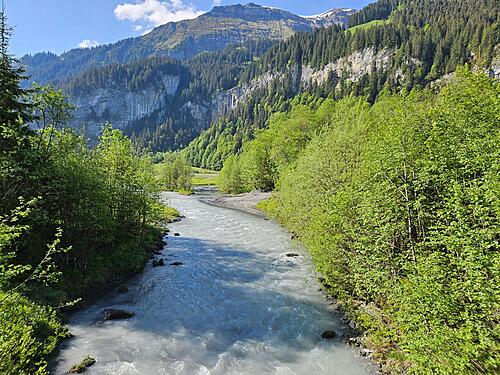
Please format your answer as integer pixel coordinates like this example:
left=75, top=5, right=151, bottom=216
left=52, top=192, right=373, bottom=375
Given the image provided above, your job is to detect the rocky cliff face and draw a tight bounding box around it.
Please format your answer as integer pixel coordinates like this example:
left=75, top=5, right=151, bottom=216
left=301, top=48, right=395, bottom=85
left=211, top=48, right=396, bottom=116
left=70, top=75, right=180, bottom=135
left=67, top=48, right=396, bottom=139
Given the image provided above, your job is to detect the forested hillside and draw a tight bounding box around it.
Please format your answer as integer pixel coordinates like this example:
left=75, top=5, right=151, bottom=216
left=219, top=69, right=500, bottom=374
left=0, top=12, right=177, bottom=373
left=185, top=0, right=499, bottom=170
left=59, top=40, right=273, bottom=150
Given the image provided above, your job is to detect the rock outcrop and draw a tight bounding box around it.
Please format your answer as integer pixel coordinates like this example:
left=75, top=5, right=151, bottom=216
left=103, top=309, right=135, bottom=320
left=69, top=75, right=180, bottom=135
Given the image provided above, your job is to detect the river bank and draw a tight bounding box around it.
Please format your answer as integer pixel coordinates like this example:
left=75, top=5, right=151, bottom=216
left=197, top=187, right=271, bottom=217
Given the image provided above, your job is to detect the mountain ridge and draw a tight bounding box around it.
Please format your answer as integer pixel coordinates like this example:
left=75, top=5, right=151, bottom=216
left=22, top=3, right=355, bottom=85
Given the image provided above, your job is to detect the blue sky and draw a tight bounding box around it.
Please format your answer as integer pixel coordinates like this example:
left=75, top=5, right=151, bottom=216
left=7, top=0, right=373, bottom=56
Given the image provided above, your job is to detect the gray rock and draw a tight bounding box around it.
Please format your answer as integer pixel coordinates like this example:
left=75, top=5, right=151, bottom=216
left=103, top=309, right=134, bottom=320
left=359, top=348, right=373, bottom=357
left=153, top=258, right=165, bottom=267
left=321, top=330, right=337, bottom=339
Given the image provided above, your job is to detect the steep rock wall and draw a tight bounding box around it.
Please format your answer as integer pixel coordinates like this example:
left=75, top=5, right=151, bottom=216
left=69, top=75, right=180, bottom=134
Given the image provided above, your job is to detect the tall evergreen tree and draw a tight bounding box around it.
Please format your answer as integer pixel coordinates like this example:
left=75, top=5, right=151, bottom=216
left=0, top=3, right=32, bottom=125
left=0, top=4, right=35, bottom=210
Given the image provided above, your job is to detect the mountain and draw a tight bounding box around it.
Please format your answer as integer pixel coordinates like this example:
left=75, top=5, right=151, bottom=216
left=21, top=3, right=354, bottom=151
left=59, top=39, right=274, bottom=150
left=185, top=0, right=500, bottom=169
left=22, top=3, right=352, bottom=85
left=303, top=8, right=356, bottom=28
left=22, top=0, right=498, bottom=160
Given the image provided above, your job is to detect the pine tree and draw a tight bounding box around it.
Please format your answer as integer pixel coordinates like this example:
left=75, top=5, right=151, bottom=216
left=0, top=4, right=35, bottom=210
left=0, top=4, right=32, bottom=126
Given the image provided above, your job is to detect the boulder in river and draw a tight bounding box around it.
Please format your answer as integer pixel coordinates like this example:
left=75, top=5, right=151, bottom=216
left=173, top=232, right=181, bottom=237
left=69, top=355, right=96, bottom=373
left=321, top=330, right=337, bottom=339
left=103, top=309, right=134, bottom=320
left=153, top=258, right=165, bottom=267
left=285, top=253, right=300, bottom=257
left=170, top=261, right=183, bottom=266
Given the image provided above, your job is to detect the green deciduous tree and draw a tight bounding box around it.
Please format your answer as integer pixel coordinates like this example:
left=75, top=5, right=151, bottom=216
left=220, top=69, right=499, bottom=373
left=159, top=152, right=192, bottom=192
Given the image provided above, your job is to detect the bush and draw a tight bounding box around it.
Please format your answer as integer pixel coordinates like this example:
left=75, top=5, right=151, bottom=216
left=0, top=292, right=69, bottom=374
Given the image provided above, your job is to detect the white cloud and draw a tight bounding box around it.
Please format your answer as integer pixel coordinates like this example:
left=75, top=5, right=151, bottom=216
left=114, top=0, right=205, bottom=31
left=213, top=0, right=222, bottom=6
left=78, top=40, right=100, bottom=49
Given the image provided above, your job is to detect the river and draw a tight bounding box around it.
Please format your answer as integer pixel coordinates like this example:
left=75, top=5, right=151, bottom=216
left=52, top=191, right=373, bottom=374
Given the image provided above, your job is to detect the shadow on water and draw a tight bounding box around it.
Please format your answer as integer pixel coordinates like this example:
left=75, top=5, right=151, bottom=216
left=50, top=235, right=362, bottom=373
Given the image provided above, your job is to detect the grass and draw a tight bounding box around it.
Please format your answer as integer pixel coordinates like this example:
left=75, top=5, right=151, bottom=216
left=191, top=167, right=219, bottom=186
left=347, top=4, right=403, bottom=34
left=163, top=205, right=180, bottom=221
left=347, top=19, right=388, bottom=33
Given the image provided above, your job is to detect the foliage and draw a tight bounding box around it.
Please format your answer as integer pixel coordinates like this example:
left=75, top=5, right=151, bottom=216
left=219, top=155, right=244, bottom=194
left=158, top=153, right=192, bottom=192
left=221, top=70, right=500, bottom=374
left=0, top=11, right=174, bottom=373
left=219, top=97, right=343, bottom=192
left=0, top=292, right=69, bottom=375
